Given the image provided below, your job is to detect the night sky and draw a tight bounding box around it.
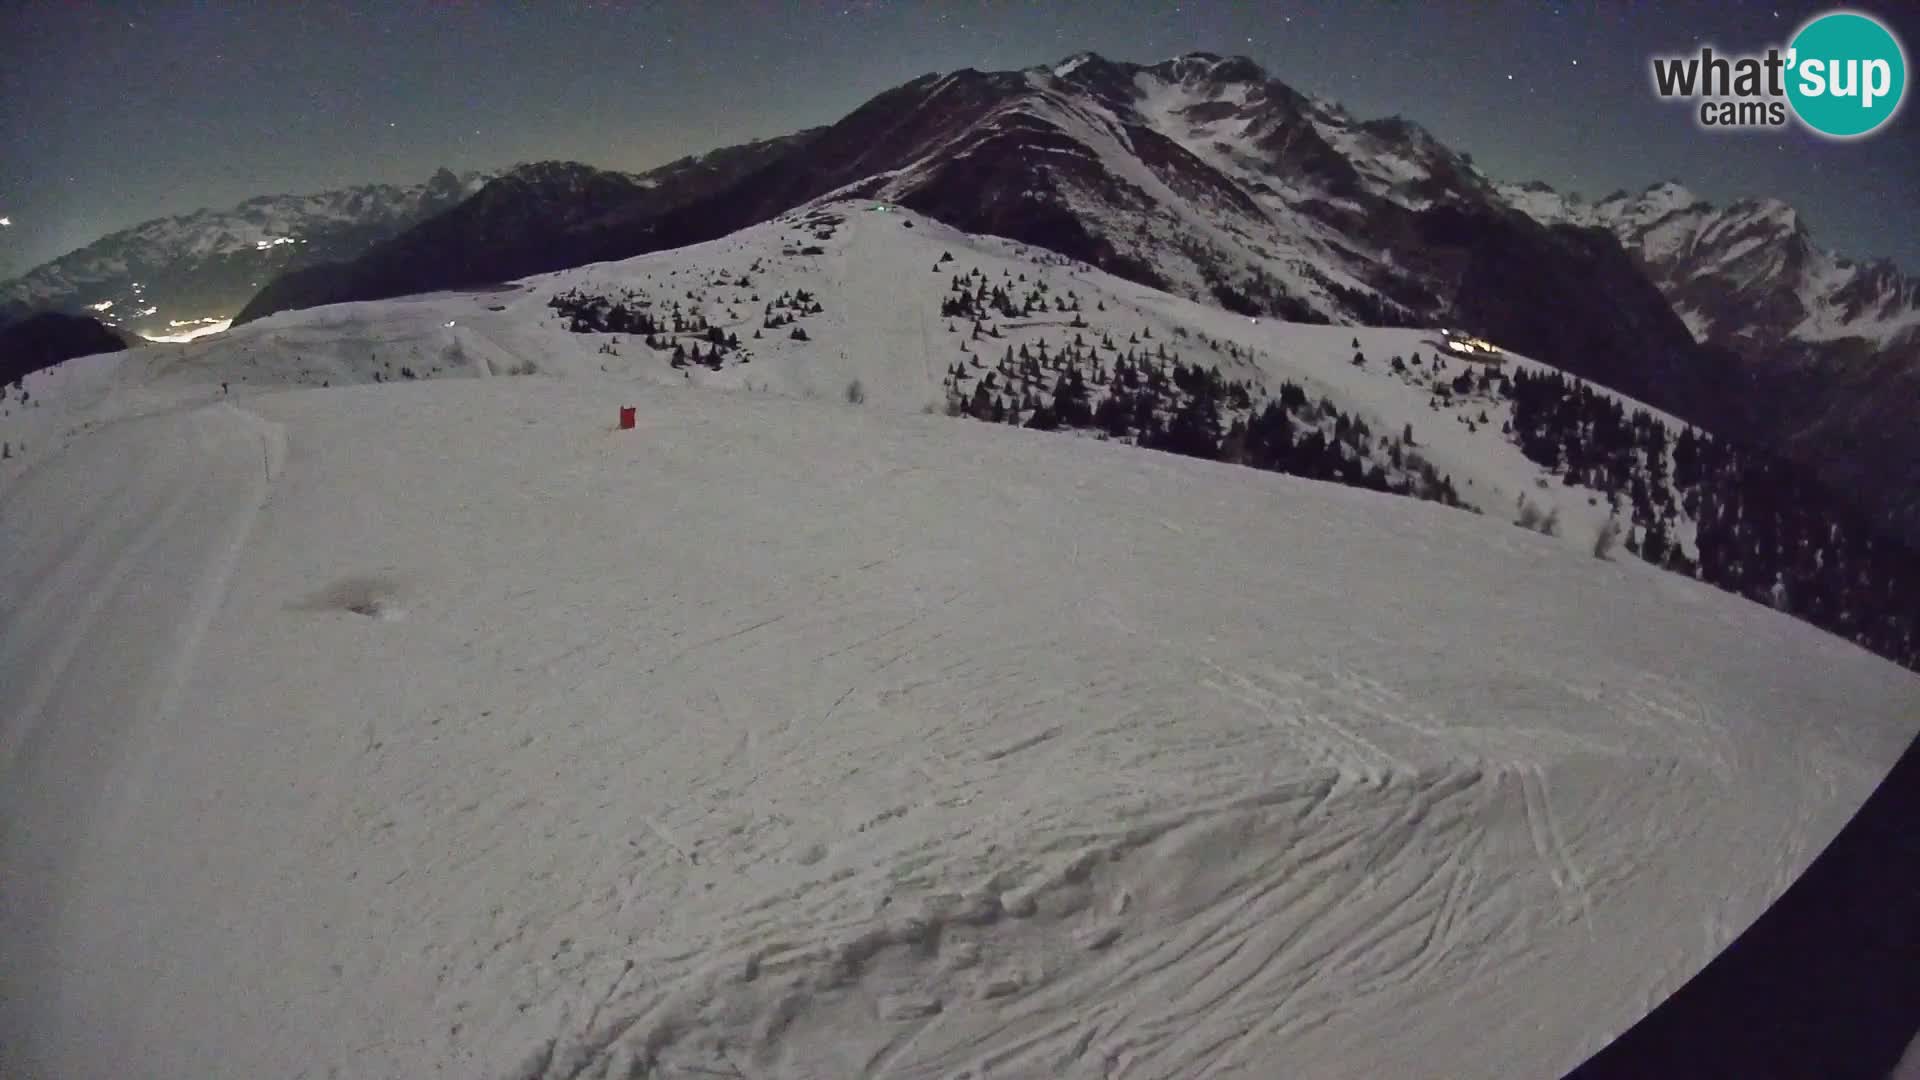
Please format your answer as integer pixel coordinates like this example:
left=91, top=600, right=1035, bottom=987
left=2, top=1, right=1915, bottom=277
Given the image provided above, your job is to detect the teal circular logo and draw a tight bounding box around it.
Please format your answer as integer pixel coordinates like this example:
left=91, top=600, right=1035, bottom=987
left=1786, top=11, right=1907, bottom=137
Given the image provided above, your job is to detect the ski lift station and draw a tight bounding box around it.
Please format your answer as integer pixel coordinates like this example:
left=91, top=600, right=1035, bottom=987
left=1440, top=328, right=1505, bottom=364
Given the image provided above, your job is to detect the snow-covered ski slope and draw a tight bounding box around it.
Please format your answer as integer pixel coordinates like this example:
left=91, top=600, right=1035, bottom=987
left=8, top=200, right=1695, bottom=563
left=3, top=202, right=1917, bottom=1079
left=4, top=377, right=1915, bottom=1080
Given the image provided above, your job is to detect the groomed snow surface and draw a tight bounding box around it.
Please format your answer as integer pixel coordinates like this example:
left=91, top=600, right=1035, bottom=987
left=3, top=205, right=1918, bottom=1079
left=3, top=379, right=1915, bottom=1080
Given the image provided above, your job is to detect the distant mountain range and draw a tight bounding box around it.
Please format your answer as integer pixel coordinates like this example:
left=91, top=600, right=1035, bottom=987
left=1499, top=178, right=1920, bottom=546
left=8, top=50, right=1918, bottom=543
left=237, top=51, right=1727, bottom=438
left=232, top=133, right=821, bottom=324
left=1501, top=179, right=1920, bottom=354
left=0, top=169, right=491, bottom=339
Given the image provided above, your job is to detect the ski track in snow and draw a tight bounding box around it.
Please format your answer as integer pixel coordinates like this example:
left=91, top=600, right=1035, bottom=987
left=0, top=403, right=286, bottom=1070
left=0, top=379, right=1910, bottom=1079
left=0, top=205, right=1917, bottom=1079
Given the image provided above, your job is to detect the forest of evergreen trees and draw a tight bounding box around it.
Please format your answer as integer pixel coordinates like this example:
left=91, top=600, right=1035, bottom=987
left=936, top=268, right=1464, bottom=510
left=1505, top=367, right=1919, bottom=671
left=548, top=281, right=824, bottom=372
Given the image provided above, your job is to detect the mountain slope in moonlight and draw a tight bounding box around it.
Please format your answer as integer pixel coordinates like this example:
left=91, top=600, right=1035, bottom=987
left=1, top=370, right=1914, bottom=1079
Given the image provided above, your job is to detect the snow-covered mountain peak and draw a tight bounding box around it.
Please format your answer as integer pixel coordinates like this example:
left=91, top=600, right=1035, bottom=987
left=1031, top=52, right=1296, bottom=114
left=1637, top=179, right=1704, bottom=213
left=1728, top=196, right=1800, bottom=233
left=1146, top=51, right=1265, bottom=84
left=498, top=160, right=641, bottom=188
left=420, top=166, right=470, bottom=202
left=1500, top=176, right=1919, bottom=352
left=1357, top=113, right=1437, bottom=145
left=1050, top=50, right=1099, bottom=78
left=1502, top=180, right=1714, bottom=236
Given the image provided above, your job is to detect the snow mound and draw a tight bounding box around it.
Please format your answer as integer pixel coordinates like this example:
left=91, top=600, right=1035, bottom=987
left=2, top=376, right=1914, bottom=1079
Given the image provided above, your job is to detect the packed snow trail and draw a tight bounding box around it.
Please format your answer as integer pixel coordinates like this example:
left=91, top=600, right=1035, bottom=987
left=1, top=378, right=1915, bottom=1080
left=0, top=402, right=285, bottom=1069
left=792, top=206, right=946, bottom=410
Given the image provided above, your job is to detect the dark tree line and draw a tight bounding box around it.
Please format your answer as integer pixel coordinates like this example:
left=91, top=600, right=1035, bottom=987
left=1209, top=277, right=1323, bottom=324
left=550, top=287, right=775, bottom=372
left=940, top=268, right=1084, bottom=321
left=952, top=346, right=1463, bottom=510
left=762, top=289, right=823, bottom=329
left=936, top=269, right=1464, bottom=511
left=548, top=287, right=664, bottom=336
left=1507, top=367, right=1920, bottom=670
